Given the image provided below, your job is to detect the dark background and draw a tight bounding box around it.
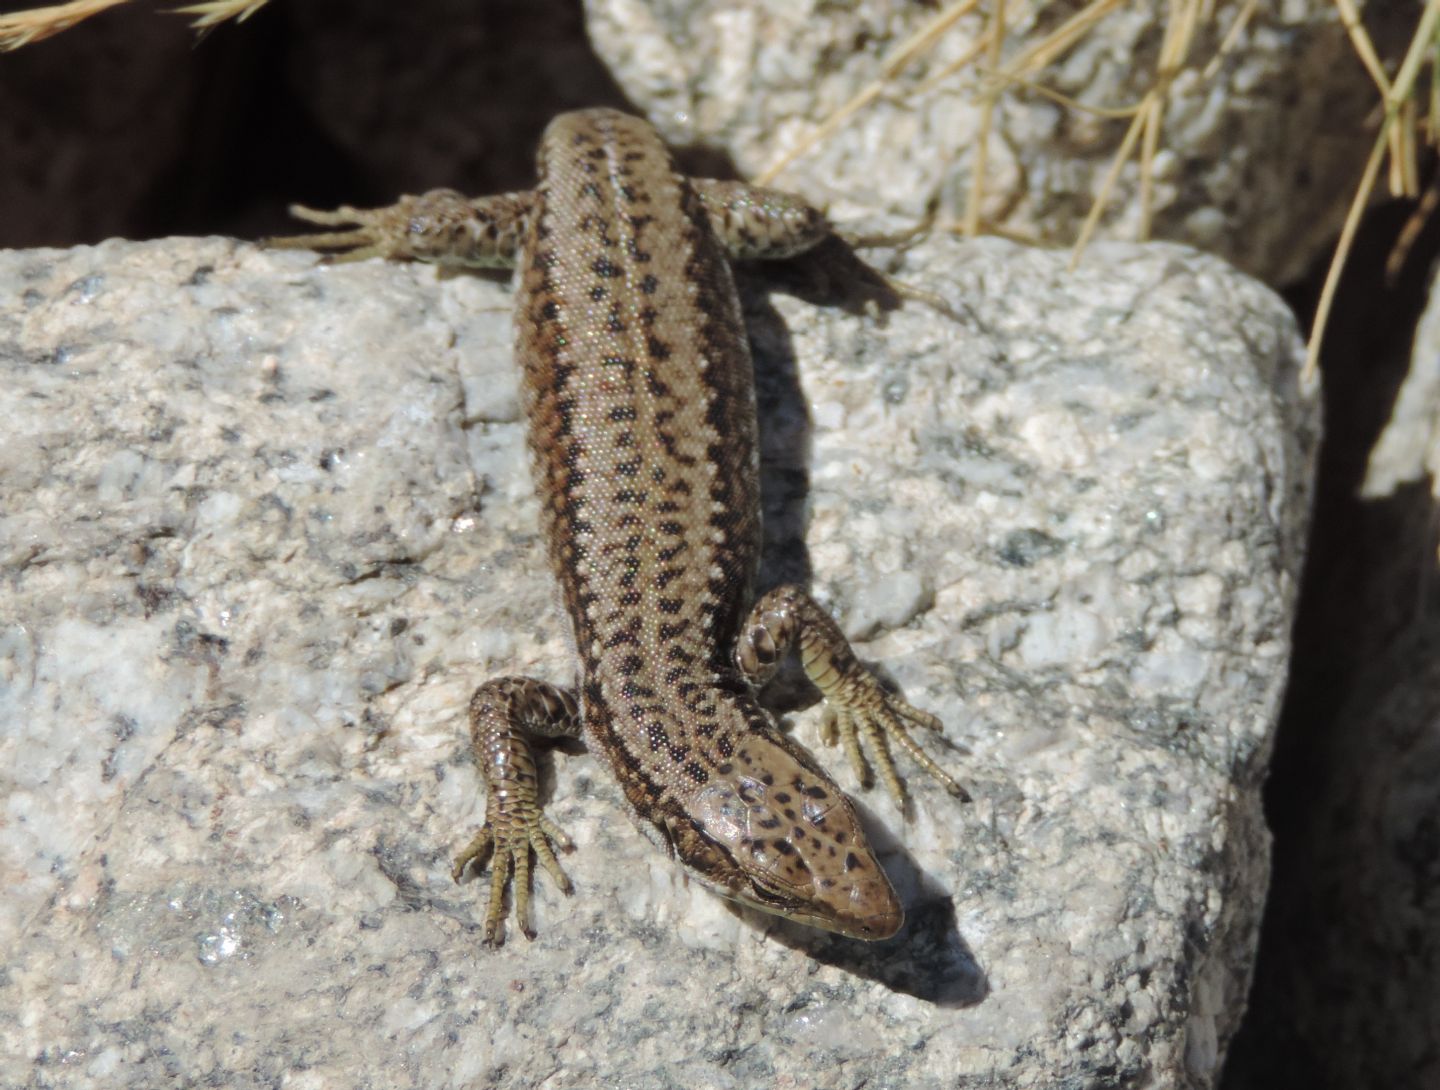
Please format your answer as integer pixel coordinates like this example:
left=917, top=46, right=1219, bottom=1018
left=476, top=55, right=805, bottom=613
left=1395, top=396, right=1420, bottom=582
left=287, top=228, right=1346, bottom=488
left=0, top=0, right=628, bottom=246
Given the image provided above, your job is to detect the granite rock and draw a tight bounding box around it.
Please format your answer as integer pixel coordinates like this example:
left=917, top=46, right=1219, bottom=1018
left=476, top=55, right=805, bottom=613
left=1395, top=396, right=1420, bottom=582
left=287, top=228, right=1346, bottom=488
left=584, top=0, right=1384, bottom=285
left=0, top=235, right=1314, bottom=1089
left=1365, top=261, right=1440, bottom=503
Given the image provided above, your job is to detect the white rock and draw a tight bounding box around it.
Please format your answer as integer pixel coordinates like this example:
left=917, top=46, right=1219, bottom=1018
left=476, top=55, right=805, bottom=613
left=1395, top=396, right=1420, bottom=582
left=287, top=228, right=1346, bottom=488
left=585, top=0, right=1372, bottom=284
left=0, top=235, right=1315, bottom=1089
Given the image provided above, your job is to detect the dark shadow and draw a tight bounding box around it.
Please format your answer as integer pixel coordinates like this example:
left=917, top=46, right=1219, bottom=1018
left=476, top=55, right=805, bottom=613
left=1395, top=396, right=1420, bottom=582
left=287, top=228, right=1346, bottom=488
left=1220, top=188, right=1440, bottom=1090
left=741, top=242, right=911, bottom=597
left=745, top=235, right=911, bottom=320
left=745, top=282, right=818, bottom=595
left=760, top=878, right=989, bottom=1007
left=3, top=0, right=630, bottom=248
left=737, top=272, right=984, bottom=1001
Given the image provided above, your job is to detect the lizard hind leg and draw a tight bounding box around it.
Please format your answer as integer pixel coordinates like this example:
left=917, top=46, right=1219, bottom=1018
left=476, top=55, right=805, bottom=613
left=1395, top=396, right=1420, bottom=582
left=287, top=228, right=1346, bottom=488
left=692, top=178, right=832, bottom=260
left=454, top=676, right=582, bottom=945
left=736, top=585, right=970, bottom=812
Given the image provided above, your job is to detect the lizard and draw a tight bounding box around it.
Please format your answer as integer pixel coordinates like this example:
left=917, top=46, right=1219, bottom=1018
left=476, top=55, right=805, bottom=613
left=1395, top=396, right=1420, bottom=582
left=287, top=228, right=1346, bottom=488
left=273, top=107, right=966, bottom=945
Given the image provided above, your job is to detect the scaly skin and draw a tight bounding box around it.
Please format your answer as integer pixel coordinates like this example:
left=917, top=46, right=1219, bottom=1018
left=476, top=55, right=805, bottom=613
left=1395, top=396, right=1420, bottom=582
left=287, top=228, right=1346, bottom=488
left=275, top=108, right=965, bottom=945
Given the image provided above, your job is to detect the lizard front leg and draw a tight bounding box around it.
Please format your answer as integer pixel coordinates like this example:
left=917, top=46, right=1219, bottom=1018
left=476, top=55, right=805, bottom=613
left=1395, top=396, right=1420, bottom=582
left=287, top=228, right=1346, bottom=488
left=269, top=188, right=534, bottom=268
left=737, top=585, right=969, bottom=809
left=453, top=676, right=582, bottom=945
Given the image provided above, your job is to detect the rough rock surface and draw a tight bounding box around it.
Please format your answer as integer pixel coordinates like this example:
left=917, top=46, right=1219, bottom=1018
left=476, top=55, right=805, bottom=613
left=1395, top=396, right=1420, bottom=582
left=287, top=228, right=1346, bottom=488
left=584, top=0, right=1381, bottom=285
left=0, top=236, right=1314, bottom=1089
left=1365, top=262, right=1440, bottom=502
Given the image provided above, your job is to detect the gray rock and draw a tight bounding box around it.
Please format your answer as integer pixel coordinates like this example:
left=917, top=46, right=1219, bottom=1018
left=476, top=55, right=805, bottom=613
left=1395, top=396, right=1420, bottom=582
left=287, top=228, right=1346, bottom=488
left=0, top=235, right=1314, bottom=1089
left=1365, top=261, right=1440, bottom=501
left=584, top=0, right=1376, bottom=284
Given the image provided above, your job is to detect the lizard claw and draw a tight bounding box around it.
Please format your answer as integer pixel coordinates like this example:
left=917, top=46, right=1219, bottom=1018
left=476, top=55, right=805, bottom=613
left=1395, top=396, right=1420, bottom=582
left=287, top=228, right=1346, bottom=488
left=453, top=811, right=574, bottom=946
left=820, top=684, right=970, bottom=811
left=740, top=584, right=969, bottom=812
left=264, top=200, right=419, bottom=263
left=265, top=189, right=526, bottom=269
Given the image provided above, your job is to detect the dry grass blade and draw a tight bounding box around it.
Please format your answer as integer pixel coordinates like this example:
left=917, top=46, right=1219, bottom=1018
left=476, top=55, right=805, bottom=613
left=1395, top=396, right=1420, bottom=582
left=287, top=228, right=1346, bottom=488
left=0, top=0, right=266, bottom=47
left=1304, top=125, right=1388, bottom=384
left=1335, top=0, right=1419, bottom=196
left=1386, top=183, right=1439, bottom=283
left=977, top=68, right=1145, bottom=118
left=1432, top=39, right=1439, bottom=135
left=1305, top=0, right=1440, bottom=383
left=171, top=0, right=269, bottom=29
left=1139, top=0, right=1203, bottom=236
left=1333, top=0, right=1393, bottom=95
left=1069, top=0, right=1203, bottom=265
left=1069, top=99, right=1150, bottom=268
left=1001, top=0, right=1126, bottom=79
left=963, top=0, right=1007, bottom=236
left=1389, top=0, right=1440, bottom=110
left=1201, top=0, right=1260, bottom=80
left=758, top=0, right=1158, bottom=241
left=1395, top=95, right=1420, bottom=196
left=1138, top=97, right=1164, bottom=239
left=0, top=0, right=132, bottom=50
left=914, top=26, right=995, bottom=97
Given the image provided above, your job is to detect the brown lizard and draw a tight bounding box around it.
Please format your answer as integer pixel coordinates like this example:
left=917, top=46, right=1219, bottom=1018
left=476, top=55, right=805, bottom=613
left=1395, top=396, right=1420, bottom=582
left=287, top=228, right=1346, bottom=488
left=274, top=108, right=965, bottom=945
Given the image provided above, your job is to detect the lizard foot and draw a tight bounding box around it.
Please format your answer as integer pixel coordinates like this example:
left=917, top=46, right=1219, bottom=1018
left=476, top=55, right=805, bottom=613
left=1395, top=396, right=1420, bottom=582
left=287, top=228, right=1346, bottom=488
left=453, top=809, right=573, bottom=946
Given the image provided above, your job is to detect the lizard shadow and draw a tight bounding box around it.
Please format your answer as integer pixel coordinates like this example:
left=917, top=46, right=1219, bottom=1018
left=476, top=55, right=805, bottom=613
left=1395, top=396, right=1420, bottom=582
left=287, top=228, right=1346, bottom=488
left=744, top=234, right=911, bottom=321
left=674, top=137, right=921, bottom=323
left=755, top=818, right=989, bottom=1009
left=738, top=279, right=988, bottom=1008
left=740, top=252, right=906, bottom=595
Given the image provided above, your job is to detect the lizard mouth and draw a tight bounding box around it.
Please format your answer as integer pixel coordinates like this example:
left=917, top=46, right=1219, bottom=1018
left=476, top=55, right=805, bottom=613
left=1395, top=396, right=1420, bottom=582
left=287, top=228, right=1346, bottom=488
left=786, top=884, right=904, bottom=940
left=731, top=872, right=905, bottom=941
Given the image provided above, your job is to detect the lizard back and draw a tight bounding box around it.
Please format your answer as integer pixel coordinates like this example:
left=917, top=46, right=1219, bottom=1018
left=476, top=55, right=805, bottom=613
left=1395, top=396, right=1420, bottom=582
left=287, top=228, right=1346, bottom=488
left=517, top=109, right=762, bottom=763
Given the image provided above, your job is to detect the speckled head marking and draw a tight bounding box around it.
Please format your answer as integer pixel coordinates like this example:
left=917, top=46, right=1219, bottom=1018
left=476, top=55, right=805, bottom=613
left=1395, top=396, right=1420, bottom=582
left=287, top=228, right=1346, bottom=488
left=665, top=695, right=904, bottom=939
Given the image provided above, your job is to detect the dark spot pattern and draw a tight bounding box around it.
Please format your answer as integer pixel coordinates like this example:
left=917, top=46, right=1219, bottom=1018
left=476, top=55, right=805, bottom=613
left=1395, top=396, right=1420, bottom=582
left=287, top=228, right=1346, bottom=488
left=498, top=109, right=899, bottom=938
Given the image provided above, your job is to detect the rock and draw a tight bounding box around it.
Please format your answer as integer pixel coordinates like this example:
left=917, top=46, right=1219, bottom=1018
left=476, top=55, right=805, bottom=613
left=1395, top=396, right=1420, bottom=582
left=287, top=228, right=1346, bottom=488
left=0, top=235, right=1314, bottom=1088
left=1364, top=262, right=1440, bottom=502
left=584, top=0, right=1379, bottom=284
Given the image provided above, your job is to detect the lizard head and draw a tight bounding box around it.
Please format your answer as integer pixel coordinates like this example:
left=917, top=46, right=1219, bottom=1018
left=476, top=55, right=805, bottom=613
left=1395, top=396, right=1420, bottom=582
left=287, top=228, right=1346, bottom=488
left=663, top=723, right=904, bottom=941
